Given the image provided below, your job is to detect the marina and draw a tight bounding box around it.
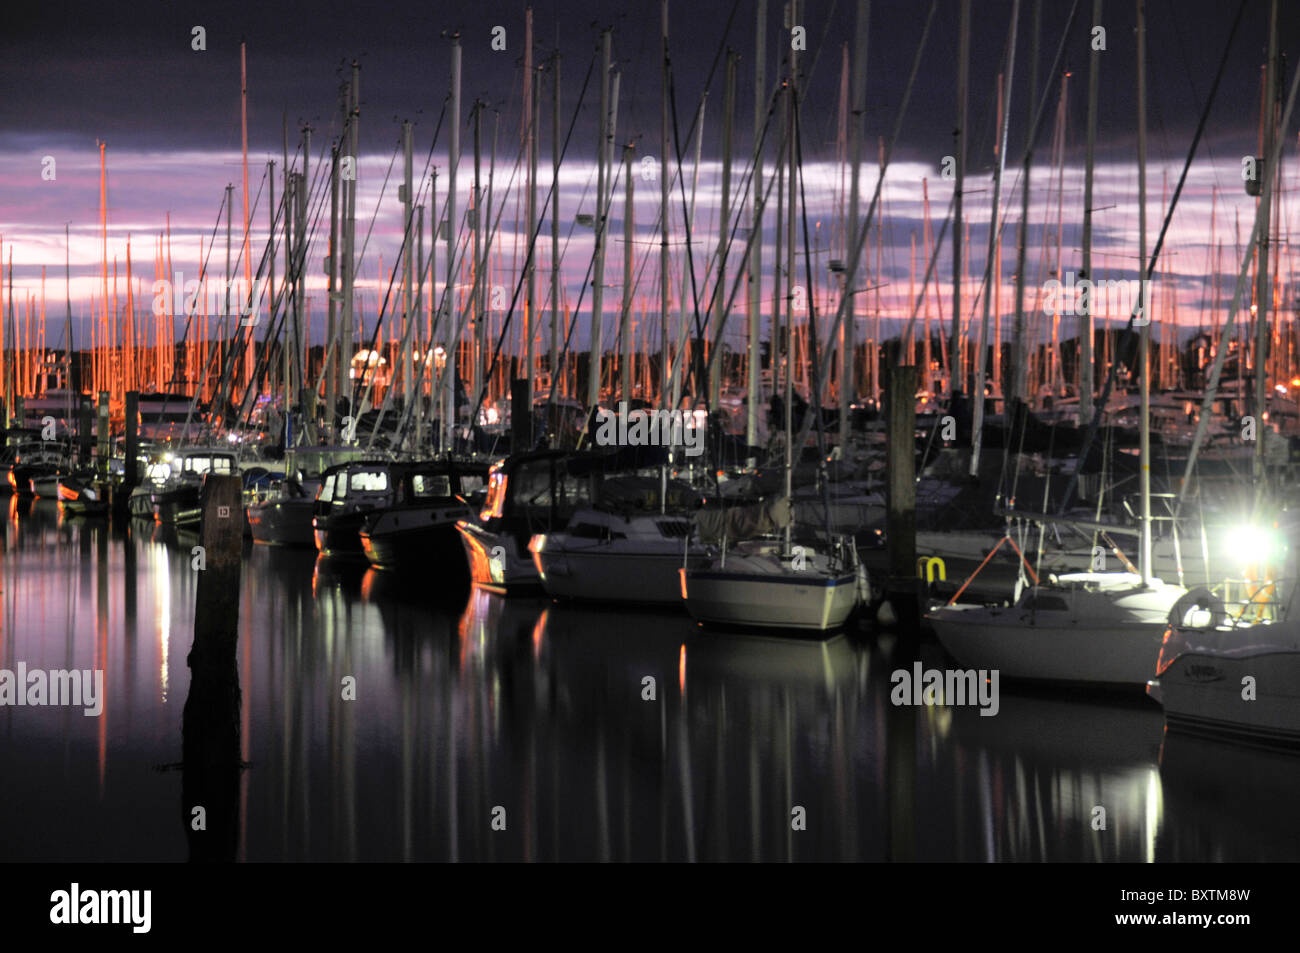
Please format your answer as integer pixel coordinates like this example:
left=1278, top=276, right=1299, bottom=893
left=2, top=0, right=1300, bottom=876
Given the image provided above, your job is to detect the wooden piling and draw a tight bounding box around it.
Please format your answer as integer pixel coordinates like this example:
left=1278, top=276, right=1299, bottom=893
left=124, top=391, right=139, bottom=489
left=96, top=391, right=109, bottom=480
left=181, top=473, right=244, bottom=861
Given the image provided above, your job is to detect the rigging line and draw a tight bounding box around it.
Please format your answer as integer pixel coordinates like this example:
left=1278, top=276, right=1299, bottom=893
left=394, top=51, right=597, bottom=446
left=792, top=0, right=938, bottom=457
left=664, top=0, right=742, bottom=407
left=1058, top=0, right=1248, bottom=516
left=794, top=87, right=835, bottom=541
left=312, top=100, right=449, bottom=411
left=463, top=57, right=604, bottom=444
left=371, top=104, right=529, bottom=446
left=702, top=83, right=790, bottom=396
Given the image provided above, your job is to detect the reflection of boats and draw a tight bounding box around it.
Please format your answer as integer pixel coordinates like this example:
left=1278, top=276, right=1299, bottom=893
left=683, top=629, right=857, bottom=695
left=530, top=476, right=705, bottom=606
left=929, top=572, right=1187, bottom=687
left=1157, top=728, right=1300, bottom=861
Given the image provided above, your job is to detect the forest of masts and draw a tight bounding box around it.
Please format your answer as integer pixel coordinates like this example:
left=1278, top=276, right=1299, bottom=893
left=1, top=0, right=1297, bottom=452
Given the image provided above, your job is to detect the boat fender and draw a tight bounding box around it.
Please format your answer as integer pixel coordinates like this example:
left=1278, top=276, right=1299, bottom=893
left=1167, top=586, right=1225, bottom=629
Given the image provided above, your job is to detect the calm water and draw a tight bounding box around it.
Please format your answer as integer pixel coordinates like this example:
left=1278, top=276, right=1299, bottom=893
left=1, top=496, right=1296, bottom=862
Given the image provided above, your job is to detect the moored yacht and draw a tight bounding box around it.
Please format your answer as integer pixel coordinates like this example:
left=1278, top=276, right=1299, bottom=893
left=679, top=496, right=868, bottom=632
left=530, top=474, right=706, bottom=605
left=312, top=459, right=402, bottom=555
left=360, top=458, right=489, bottom=575
left=247, top=478, right=317, bottom=546
left=456, top=450, right=599, bottom=594
left=150, top=448, right=240, bottom=525
left=928, top=571, right=1187, bottom=687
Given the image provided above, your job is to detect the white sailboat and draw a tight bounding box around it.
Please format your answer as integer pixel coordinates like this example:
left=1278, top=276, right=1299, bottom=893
left=927, top=0, right=1188, bottom=686
left=679, top=47, right=867, bottom=635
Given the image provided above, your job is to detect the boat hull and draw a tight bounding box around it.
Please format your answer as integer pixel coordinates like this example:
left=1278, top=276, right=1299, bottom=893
left=152, top=486, right=201, bottom=525
left=313, top=512, right=370, bottom=555
left=929, top=612, right=1168, bottom=686
left=248, top=498, right=316, bottom=547
left=361, top=506, right=469, bottom=582
left=681, top=567, right=859, bottom=632
left=532, top=535, right=700, bottom=606
left=1151, top=643, right=1300, bottom=749
left=457, top=520, right=543, bottom=594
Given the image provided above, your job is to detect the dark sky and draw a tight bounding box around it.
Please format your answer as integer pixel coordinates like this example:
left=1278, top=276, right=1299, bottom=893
left=3, top=0, right=1288, bottom=165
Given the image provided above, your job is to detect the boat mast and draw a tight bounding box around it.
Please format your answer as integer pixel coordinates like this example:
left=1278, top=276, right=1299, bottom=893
left=836, top=0, right=869, bottom=453
left=1136, top=0, right=1152, bottom=583
left=343, top=61, right=360, bottom=442
left=1253, top=0, right=1278, bottom=486
left=619, top=141, right=635, bottom=403
left=708, top=52, right=737, bottom=411
left=1010, top=0, right=1040, bottom=408
left=662, top=1, right=674, bottom=413
left=783, top=0, right=798, bottom=556
left=588, top=29, right=612, bottom=414
left=1079, top=0, right=1101, bottom=426
left=746, top=0, right=767, bottom=448
left=524, top=7, right=537, bottom=400
left=949, top=0, right=970, bottom=400
left=969, top=0, right=1019, bottom=477
left=402, top=120, right=414, bottom=451
left=552, top=51, right=562, bottom=403
left=443, top=37, right=460, bottom=453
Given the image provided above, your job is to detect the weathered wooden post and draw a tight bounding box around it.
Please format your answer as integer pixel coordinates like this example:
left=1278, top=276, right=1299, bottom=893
left=181, top=473, right=244, bottom=862
left=885, top=365, right=919, bottom=626
left=96, top=391, right=110, bottom=480
left=124, top=391, right=139, bottom=489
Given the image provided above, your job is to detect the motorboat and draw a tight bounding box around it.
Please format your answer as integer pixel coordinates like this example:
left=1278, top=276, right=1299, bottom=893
left=150, top=448, right=240, bottom=526
left=530, top=474, right=706, bottom=606
left=360, top=459, right=489, bottom=576
left=312, top=459, right=403, bottom=555
left=248, top=478, right=317, bottom=546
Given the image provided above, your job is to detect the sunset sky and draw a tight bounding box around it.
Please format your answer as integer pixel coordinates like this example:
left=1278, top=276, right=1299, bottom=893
left=1, top=0, right=1295, bottom=354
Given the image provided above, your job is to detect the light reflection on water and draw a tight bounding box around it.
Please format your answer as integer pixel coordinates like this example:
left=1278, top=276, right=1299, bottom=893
left=1, top=497, right=1295, bottom=861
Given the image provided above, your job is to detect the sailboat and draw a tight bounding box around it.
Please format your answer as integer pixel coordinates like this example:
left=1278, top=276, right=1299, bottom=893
left=679, top=59, right=867, bottom=635
left=927, top=0, right=1189, bottom=687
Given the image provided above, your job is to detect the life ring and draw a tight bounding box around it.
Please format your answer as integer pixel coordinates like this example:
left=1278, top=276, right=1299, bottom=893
left=1167, top=586, right=1225, bottom=629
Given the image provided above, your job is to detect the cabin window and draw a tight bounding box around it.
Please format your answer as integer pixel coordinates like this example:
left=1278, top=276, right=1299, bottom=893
left=459, top=474, right=486, bottom=496
left=349, top=470, right=389, bottom=493
left=1025, top=595, right=1069, bottom=612
left=319, top=473, right=337, bottom=503
left=412, top=474, right=452, bottom=498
